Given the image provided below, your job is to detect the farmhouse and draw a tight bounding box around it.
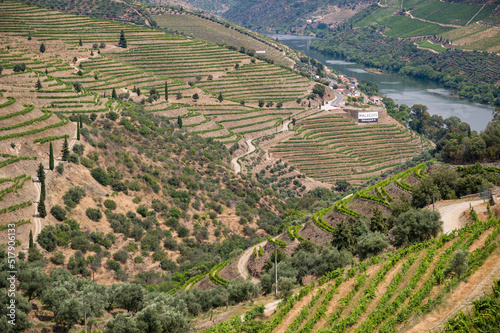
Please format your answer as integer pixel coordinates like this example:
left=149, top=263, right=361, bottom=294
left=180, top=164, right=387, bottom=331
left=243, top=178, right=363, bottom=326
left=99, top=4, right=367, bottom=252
left=370, top=95, right=382, bottom=104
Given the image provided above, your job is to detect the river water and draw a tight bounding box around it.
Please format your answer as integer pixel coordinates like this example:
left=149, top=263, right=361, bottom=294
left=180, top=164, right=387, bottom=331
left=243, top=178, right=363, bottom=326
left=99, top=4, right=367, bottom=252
left=265, top=33, right=494, bottom=132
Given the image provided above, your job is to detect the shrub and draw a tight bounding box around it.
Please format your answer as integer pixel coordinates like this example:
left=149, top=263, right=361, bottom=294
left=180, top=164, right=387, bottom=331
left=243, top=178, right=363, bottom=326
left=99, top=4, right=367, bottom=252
left=86, top=208, right=102, bottom=222
left=113, top=249, right=129, bottom=264
left=71, top=235, right=90, bottom=252
left=56, top=162, right=64, bottom=174
left=68, top=153, right=79, bottom=164
left=106, top=259, right=121, bottom=272
left=80, top=157, right=94, bottom=168
left=177, top=226, right=190, bottom=238
left=63, top=187, right=86, bottom=208
left=72, top=144, right=85, bottom=156
left=51, top=251, right=65, bottom=265
left=91, top=167, right=110, bottom=186
left=104, top=199, right=117, bottom=210
left=50, top=205, right=67, bottom=221
left=134, top=256, right=143, bottom=263
left=13, top=63, right=26, bottom=72
left=136, top=205, right=148, bottom=217
left=357, top=232, right=389, bottom=260
left=160, top=258, right=177, bottom=271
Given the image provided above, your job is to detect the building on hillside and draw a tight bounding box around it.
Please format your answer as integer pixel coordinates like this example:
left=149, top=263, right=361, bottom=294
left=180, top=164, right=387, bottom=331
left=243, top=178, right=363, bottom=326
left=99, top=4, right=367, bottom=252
left=369, top=95, right=382, bottom=104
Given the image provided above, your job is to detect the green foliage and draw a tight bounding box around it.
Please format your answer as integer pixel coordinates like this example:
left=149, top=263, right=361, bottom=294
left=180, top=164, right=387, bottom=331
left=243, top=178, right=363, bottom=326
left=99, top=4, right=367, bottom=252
left=91, top=167, right=110, bottom=186
left=104, top=199, right=117, bottom=210
left=392, top=208, right=442, bottom=247
left=86, top=208, right=102, bottom=222
left=63, top=187, right=86, bottom=208
left=356, top=232, right=389, bottom=260
left=50, top=205, right=66, bottom=221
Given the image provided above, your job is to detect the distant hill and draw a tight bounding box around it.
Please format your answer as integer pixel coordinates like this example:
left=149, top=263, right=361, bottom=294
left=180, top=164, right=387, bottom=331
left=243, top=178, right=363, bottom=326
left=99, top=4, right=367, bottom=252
left=143, top=0, right=374, bottom=32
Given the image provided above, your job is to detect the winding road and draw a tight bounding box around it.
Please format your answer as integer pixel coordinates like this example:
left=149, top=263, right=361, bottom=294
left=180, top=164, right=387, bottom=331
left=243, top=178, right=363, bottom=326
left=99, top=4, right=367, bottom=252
left=231, top=139, right=256, bottom=174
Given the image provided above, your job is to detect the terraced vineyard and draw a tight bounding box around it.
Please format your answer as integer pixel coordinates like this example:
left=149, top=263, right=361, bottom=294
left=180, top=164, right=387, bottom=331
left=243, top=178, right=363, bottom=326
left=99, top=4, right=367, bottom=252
left=209, top=213, right=500, bottom=332
left=151, top=11, right=292, bottom=66
left=356, top=0, right=499, bottom=39
left=270, top=114, right=432, bottom=185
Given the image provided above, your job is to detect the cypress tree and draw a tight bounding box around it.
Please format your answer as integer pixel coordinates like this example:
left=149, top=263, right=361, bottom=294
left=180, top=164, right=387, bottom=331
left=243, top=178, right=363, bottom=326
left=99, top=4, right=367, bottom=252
left=177, top=116, right=182, bottom=129
left=39, top=43, right=46, bottom=53
left=45, top=68, right=48, bottom=75
left=79, top=115, right=83, bottom=128
left=77, top=122, right=80, bottom=140
left=119, top=30, right=127, bottom=48
left=29, top=230, right=33, bottom=249
left=37, top=195, right=47, bottom=218
left=36, top=78, right=42, bottom=90
left=218, top=92, right=223, bottom=102
left=28, top=32, right=32, bottom=40
left=112, top=88, right=117, bottom=99
left=79, top=38, right=82, bottom=46
left=164, top=81, right=168, bottom=101
left=36, top=163, right=45, bottom=184
left=61, top=137, right=70, bottom=161
left=49, top=142, right=54, bottom=170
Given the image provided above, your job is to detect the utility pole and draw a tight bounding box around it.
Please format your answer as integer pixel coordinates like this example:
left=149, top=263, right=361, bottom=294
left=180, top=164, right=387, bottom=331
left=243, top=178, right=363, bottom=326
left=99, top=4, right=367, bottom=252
left=274, top=244, right=278, bottom=297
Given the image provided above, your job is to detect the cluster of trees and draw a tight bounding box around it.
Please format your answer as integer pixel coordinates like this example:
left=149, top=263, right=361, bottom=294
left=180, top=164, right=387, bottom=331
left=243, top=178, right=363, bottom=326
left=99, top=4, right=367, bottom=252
left=0, top=244, right=258, bottom=333
left=412, top=163, right=500, bottom=208
left=409, top=105, right=500, bottom=163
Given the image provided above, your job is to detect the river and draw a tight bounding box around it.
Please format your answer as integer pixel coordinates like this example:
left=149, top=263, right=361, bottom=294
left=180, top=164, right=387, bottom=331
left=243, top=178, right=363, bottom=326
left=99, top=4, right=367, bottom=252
left=264, top=33, right=494, bottom=132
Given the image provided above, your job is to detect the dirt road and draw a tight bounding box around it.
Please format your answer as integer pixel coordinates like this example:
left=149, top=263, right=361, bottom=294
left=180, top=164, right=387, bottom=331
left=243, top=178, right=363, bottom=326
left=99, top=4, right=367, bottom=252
left=237, top=239, right=267, bottom=283
left=436, top=199, right=484, bottom=234
left=231, top=139, right=256, bottom=174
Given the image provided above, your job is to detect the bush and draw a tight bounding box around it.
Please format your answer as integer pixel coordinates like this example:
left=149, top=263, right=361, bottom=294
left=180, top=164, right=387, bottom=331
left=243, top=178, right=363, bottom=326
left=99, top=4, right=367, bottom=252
left=160, top=258, right=177, bottom=271
left=50, top=205, right=67, bottom=221
left=80, top=157, right=94, bottom=168
left=72, top=144, right=85, bottom=156
left=392, top=209, right=442, bottom=247
left=63, top=187, right=86, bottom=208
left=71, top=235, right=90, bottom=252
left=136, top=205, right=148, bottom=217
left=68, top=153, right=79, bottom=164
left=56, top=162, right=64, bottom=175
left=356, top=232, right=389, bottom=260
left=104, top=199, right=117, bottom=210
left=134, top=256, right=143, bottom=263
left=86, top=208, right=102, bottom=222
left=177, top=226, right=190, bottom=238
left=51, top=251, right=65, bottom=265
left=106, top=259, right=121, bottom=272
left=13, top=63, right=26, bottom=72
left=113, top=249, right=129, bottom=264
left=91, top=167, right=110, bottom=186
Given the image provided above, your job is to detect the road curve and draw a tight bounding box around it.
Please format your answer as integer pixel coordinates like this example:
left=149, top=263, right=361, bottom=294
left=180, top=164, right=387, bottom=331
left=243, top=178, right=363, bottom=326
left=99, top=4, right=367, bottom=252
left=436, top=199, right=484, bottom=234
left=237, top=239, right=267, bottom=283
left=231, top=139, right=256, bottom=174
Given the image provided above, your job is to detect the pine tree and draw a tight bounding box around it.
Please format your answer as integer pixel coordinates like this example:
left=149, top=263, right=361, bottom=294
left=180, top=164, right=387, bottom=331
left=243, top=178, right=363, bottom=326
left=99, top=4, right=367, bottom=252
left=112, top=88, right=117, bottom=99
left=29, top=230, right=34, bottom=249
left=39, top=43, right=46, bottom=53
left=37, top=195, right=47, bottom=218
left=164, top=81, right=168, bottom=101
left=119, top=30, right=127, bottom=48
left=177, top=116, right=182, bottom=129
left=49, top=142, right=54, bottom=170
left=218, top=92, right=223, bottom=102
left=36, top=78, right=42, bottom=90
left=79, top=38, right=82, bottom=46
left=61, top=137, right=70, bottom=161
